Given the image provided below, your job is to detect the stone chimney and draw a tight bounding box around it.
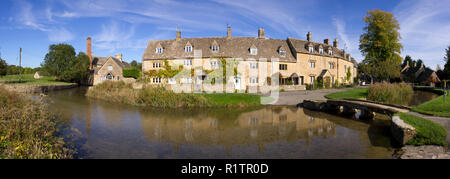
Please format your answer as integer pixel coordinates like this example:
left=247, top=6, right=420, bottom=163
left=324, top=39, right=330, bottom=45
left=115, top=53, right=122, bottom=62
left=333, top=38, right=338, bottom=48
left=176, top=30, right=181, bottom=41
left=258, top=28, right=265, bottom=39
left=227, top=26, right=232, bottom=39
left=307, top=32, right=312, bottom=41
left=87, top=37, right=93, bottom=70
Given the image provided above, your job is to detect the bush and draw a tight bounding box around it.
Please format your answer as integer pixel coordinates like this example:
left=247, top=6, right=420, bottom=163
left=0, top=86, right=74, bottom=159
left=123, top=68, right=141, bottom=79
left=367, top=82, right=413, bottom=105
left=396, top=113, right=447, bottom=146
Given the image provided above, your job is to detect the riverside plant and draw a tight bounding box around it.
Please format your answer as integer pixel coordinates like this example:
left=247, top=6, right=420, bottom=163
left=0, top=86, right=74, bottom=159
left=367, top=82, right=413, bottom=105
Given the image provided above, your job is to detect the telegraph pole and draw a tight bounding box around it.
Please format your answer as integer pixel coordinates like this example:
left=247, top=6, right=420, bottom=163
left=19, top=48, right=22, bottom=83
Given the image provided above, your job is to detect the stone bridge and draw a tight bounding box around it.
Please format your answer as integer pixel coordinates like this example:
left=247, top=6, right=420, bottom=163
left=302, top=99, right=410, bottom=119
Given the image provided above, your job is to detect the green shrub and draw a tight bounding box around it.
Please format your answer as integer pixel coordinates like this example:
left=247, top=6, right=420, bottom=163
left=123, top=68, right=141, bottom=79
left=396, top=113, right=447, bottom=146
left=367, top=82, right=413, bottom=105
left=0, top=86, right=74, bottom=159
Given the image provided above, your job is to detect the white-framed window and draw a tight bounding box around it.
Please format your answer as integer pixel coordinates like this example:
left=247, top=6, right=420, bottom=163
left=181, top=78, right=192, bottom=84
left=309, top=61, right=315, bottom=68
left=310, top=76, right=315, bottom=83
left=319, top=48, right=324, bottom=54
left=184, top=60, right=192, bottom=66
left=308, top=46, right=314, bottom=53
left=328, top=50, right=333, bottom=56
left=185, top=46, right=192, bottom=53
left=250, top=48, right=258, bottom=55
left=168, top=78, right=176, bottom=84
left=117, top=76, right=120, bottom=81
left=152, top=77, right=161, bottom=84
left=210, top=61, right=219, bottom=69
left=249, top=77, right=258, bottom=84
left=279, top=50, right=286, bottom=57
left=156, top=48, right=163, bottom=54
left=211, top=45, right=219, bottom=52
left=279, top=64, right=287, bottom=70
left=249, top=62, right=258, bottom=69
left=108, top=65, right=113, bottom=71
left=329, top=63, right=335, bottom=69
left=153, top=62, right=161, bottom=68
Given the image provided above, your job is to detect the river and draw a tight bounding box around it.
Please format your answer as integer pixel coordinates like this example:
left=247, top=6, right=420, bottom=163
left=43, top=88, right=435, bottom=159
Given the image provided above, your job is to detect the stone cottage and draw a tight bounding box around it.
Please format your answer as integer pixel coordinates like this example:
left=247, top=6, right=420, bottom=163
left=86, top=37, right=132, bottom=85
left=401, top=61, right=440, bottom=87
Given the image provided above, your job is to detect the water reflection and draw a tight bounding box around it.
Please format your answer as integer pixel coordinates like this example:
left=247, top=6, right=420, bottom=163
left=46, top=88, right=396, bottom=159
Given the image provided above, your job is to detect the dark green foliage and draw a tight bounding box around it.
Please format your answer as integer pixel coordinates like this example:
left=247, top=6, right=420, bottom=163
left=123, top=68, right=141, bottom=79
left=0, top=58, right=7, bottom=77
left=443, top=46, right=450, bottom=80
left=396, top=113, right=447, bottom=146
left=41, top=44, right=90, bottom=84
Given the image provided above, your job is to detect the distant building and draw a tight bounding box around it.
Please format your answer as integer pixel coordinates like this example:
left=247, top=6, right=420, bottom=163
left=33, top=71, right=42, bottom=79
left=401, top=61, right=440, bottom=87
left=142, top=27, right=357, bottom=91
left=86, top=37, right=132, bottom=85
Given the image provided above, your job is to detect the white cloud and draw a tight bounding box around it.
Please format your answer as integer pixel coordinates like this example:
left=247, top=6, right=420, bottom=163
left=47, top=27, right=74, bottom=42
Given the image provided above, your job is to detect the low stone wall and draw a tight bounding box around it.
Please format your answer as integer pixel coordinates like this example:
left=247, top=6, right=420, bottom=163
left=1, top=83, right=78, bottom=93
left=391, top=116, right=417, bottom=145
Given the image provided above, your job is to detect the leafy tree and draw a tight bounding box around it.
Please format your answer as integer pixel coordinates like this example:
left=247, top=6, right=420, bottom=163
left=130, top=60, right=142, bottom=70
left=359, top=9, right=403, bottom=82
left=64, top=52, right=90, bottom=84
left=0, top=57, right=7, bottom=77
left=6, top=65, right=22, bottom=75
left=443, top=46, right=450, bottom=80
left=41, top=44, right=76, bottom=78
left=403, top=55, right=413, bottom=67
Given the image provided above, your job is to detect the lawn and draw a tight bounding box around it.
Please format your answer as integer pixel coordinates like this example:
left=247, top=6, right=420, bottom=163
left=200, top=93, right=262, bottom=107
left=395, top=113, right=447, bottom=146
left=324, top=88, right=368, bottom=99
left=413, top=95, right=450, bottom=117
left=0, top=74, right=74, bottom=85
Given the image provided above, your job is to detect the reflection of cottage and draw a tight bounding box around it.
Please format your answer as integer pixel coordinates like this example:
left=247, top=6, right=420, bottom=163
left=86, top=37, right=132, bottom=85
left=33, top=71, right=42, bottom=79
left=401, top=61, right=440, bottom=87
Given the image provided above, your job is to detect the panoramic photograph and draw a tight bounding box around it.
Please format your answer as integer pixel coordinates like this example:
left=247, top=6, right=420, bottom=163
left=0, top=0, right=449, bottom=166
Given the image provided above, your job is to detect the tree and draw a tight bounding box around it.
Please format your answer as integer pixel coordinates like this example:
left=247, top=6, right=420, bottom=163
left=443, top=46, right=450, bottom=80
left=41, top=44, right=76, bottom=78
left=130, top=60, right=142, bottom=70
left=0, top=57, right=7, bottom=77
left=359, top=9, right=403, bottom=82
left=403, top=55, right=413, bottom=67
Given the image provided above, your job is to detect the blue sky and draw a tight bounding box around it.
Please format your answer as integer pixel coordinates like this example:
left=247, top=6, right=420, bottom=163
left=0, top=0, right=449, bottom=69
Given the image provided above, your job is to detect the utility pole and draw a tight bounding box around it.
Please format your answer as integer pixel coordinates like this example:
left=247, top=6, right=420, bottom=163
left=19, top=48, right=22, bottom=83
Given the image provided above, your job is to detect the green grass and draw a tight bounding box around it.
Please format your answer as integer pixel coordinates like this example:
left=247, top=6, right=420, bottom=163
left=200, top=93, right=261, bottom=107
left=0, top=74, right=74, bottom=85
left=395, top=113, right=447, bottom=146
left=325, top=88, right=368, bottom=99
left=413, top=95, right=450, bottom=117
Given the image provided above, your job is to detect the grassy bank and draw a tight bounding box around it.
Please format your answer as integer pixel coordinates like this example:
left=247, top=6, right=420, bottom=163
left=0, top=74, right=74, bottom=85
left=395, top=113, right=447, bottom=146
left=86, top=81, right=261, bottom=108
left=0, top=86, right=74, bottom=159
left=325, top=88, right=368, bottom=99
left=412, top=95, right=450, bottom=117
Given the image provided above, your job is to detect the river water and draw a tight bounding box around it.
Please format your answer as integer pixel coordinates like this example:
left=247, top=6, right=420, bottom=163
left=44, top=88, right=435, bottom=159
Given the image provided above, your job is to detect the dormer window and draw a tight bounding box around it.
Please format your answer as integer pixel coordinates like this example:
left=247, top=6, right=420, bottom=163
left=279, top=50, right=286, bottom=57
left=319, top=48, right=324, bottom=54
left=185, top=46, right=192, bottom=53
left=156, top=48, right=163, bottom=54
left=250, top=48, right=258, bottom=55
left=308, top=46, right=314, bottom=53
left=328, top=49, right=333, bottom=56
left=211, top=45, right=219, bottom=52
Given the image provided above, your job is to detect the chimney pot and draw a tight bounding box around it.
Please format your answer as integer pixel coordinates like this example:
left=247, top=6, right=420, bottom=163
left=87, top=37, right=93, bottom=70
left=258, top=28, right=265, bottom=39
left=324, top=39, right=330, bottom=45
left=115, top=53, right=122, bottom=62
left=333, top=38, right=338, bottom=48
left=307, top=32, right=312, bottom=41
left=227, top=26, right=232, bottom=39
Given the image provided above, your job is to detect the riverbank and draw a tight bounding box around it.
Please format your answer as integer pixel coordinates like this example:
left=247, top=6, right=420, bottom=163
left=0, top=86, right=74, bottom=159
left=86, top=81, right=261, bottom=108
left=0, top=74, right=78, bottom=93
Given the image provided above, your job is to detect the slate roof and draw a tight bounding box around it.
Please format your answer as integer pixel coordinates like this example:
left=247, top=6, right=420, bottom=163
left=286, top=38, right=353, bottom=62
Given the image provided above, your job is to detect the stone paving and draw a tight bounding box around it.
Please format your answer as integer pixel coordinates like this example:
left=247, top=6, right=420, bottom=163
left=395, top=145, right=450, bottom=159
